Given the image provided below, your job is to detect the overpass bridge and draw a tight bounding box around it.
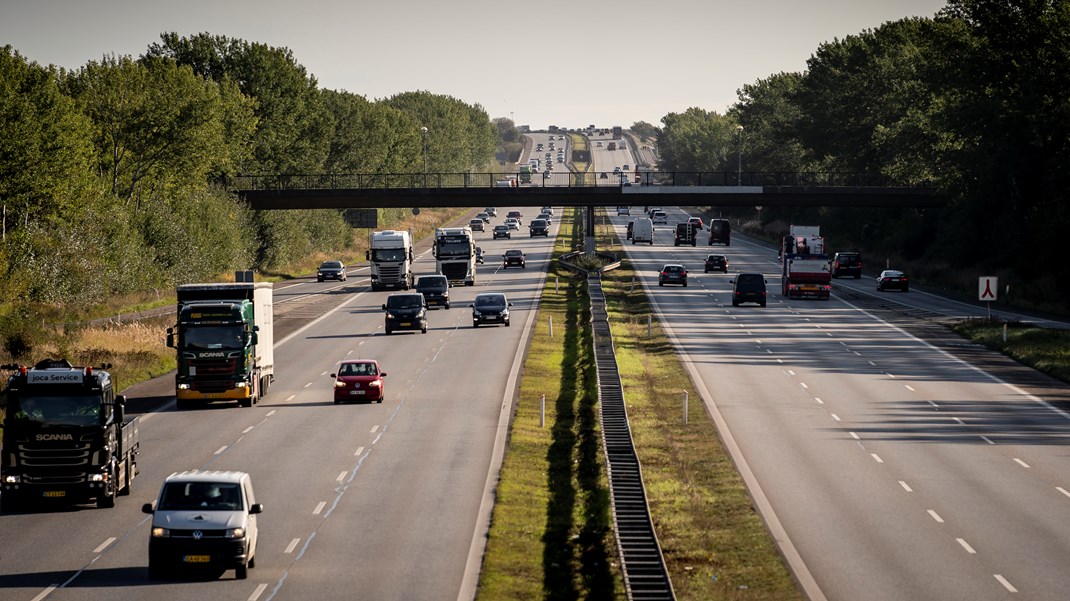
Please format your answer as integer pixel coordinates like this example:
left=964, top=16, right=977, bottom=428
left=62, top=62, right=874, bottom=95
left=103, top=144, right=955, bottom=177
left=232, top=171, right=949, bottom=211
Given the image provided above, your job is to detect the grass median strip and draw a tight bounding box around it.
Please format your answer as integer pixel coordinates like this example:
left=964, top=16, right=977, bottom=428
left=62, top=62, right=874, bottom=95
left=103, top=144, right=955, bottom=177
left=480, top=208, right=801, bottom=599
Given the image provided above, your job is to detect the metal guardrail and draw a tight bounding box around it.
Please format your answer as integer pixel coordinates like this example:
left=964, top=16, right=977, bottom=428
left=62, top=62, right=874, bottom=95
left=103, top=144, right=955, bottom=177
left=588, top=275, right=675, bottom=600
left=231, top=171, right=935, bottom=191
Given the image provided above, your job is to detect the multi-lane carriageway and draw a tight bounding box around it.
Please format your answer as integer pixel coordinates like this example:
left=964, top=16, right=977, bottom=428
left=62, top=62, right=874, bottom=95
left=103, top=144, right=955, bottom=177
left=4, top=192, right=1070, bottom=601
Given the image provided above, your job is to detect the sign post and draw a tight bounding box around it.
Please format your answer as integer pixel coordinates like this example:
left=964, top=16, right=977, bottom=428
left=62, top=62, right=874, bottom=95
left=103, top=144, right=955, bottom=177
left=979, top=276, right=998, bottom=321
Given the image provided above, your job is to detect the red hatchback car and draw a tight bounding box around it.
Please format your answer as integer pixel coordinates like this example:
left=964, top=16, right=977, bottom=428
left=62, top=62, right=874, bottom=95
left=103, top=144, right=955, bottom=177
left=331, top=360, right=387, bottom=403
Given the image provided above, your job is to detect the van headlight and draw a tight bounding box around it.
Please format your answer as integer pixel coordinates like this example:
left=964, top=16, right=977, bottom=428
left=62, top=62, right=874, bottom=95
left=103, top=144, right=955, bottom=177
left=152, top=527, right=170, bottom=538
left=225, top=527, right=246, bottom=539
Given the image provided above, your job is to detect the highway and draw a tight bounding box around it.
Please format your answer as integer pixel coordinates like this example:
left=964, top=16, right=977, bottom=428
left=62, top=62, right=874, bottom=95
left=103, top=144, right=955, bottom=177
left=610, top=205, right=1070, bottom=601
left=0, top=207, right=559, bottom=601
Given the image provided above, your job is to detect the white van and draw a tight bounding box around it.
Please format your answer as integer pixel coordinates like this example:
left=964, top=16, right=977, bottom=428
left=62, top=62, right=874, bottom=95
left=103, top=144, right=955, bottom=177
left=632, top=217, right=654, bottom=245
left=143, top=470, right=262, bottom=580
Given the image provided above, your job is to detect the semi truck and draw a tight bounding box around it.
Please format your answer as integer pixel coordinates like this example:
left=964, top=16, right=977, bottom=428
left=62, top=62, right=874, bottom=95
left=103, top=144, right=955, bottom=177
left=781, top=225, right=824, bottom=258
left=433, top=227, right=477, bottom=286
left=367, top=230, right=414, bottom=291
left=519, top=164, right=534, bottom=184
left=167, top=282, right=274, bottom=409
left=782, top=253, right=832, bottom=300
left=1, top=359, right=139, bottom=511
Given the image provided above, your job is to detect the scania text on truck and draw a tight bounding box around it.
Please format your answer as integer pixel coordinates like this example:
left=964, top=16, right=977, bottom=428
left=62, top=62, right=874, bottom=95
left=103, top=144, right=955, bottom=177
left=167, top=283, right=274, bottom=409
left=1, top=359, right=139, bottom=511
left=367, top=230, right=414, bottom=291
left=433, top=227, right=477, bottom=286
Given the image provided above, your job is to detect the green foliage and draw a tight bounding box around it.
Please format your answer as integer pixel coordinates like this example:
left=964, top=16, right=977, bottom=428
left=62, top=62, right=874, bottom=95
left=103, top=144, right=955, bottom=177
left=385, top=91, right=498, bottom=172
left=629, top=121, right=658, bottom=140
left=656, top=107, right=739, bottom=172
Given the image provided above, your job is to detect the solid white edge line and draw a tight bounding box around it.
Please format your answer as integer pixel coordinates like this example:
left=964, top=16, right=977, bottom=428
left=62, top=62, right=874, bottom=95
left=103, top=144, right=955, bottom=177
left=457, top=214, right=553, bottom=601
left=31, top=585, right=58, bottom=601
left=619, top=231, right=830, bottom=601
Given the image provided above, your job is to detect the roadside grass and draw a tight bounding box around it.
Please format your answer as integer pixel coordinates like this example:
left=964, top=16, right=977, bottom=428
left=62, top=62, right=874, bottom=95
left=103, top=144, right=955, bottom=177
left=479, top=207, right=623, bottom=600
left=950, top=320, right=1070, bottom=384
left=593, top=212, right=803, bottom=600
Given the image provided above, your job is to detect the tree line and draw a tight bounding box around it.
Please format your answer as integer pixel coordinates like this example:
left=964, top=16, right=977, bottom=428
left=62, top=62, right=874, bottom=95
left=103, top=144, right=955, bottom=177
left=0, top=32, right=499, bottom=311
left=645, top=0, right=1069, bottom=312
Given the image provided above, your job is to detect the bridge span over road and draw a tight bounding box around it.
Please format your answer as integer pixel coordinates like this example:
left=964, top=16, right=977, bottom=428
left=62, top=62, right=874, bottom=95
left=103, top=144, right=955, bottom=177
left=233, top=171, right=949, bottom=210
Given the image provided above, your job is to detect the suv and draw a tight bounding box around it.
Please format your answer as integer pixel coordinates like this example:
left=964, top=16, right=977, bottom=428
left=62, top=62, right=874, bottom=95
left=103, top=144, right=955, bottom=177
left=143, top=470, right=262, bottom=580
left=506, top=210, right=523, bottom=225
left=484, top=207, right=498, bottom=217
left=658, top=264, right=688, bottom=287
left=415, top=274, right=450, bottom=309
left=529, top=219, right=549, bottom=237
left=687, top=216, right=704, bottom=230
left=704, top=254, right=728, bottom=273
left=317, top=261, right=346, bottom=282
left=651, top=211, right=668, bottom=224
left=732, top=273, right=767, bottom=307
left=476, top=212, right=491, bottom=223
left=382, top=292, right=428, bottom=334
left=493, top=224, right=511, bottom=239
left=469, top=218, right=485, bottom=232
left=832, top=252, right=862, bottom=279
left=503, top=249, right=526, bottom=268
left=472, top=292, right=512, bottom=327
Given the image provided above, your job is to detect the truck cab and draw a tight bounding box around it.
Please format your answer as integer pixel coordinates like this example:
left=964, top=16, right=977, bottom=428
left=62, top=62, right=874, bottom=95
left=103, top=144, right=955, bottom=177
left=367, top=230, right=414, bottom=291
left=1, top=359, right=139, bottom=511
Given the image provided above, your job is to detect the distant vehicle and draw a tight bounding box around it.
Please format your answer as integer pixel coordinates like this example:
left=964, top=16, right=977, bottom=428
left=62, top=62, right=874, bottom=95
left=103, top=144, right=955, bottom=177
left=783, top=254, right=832, bottom=300
left=494, top=179, right=515, bottom=187
left=476, top=212, right=491, bottom=223
left=504, top=218, right=521, bottom=231
left=708, top=219, right=731, bottom=246
left=877, top=269, right=909, bottom=292
left=484, top=207, right=498, bottom=217
left=317, top=260, right=347, bottom=282
left=704, top=254, right=728, bottom=273
left=732, top=273, right=767, bottom=307
left=596, top=141, right=604, bottom=147
left=331, top=360, right=387, bottom=403
left=529, top=219, right=550, bottom=237
left=475, top=247, right=486, bottom=264
left=415, top=274, right=450, bottom=309
left=674, top=222, right=697, bottom=247
left=541, top=206, right=554, bottom=216
left=469, top=218, right=485, bottom=232
left=687, top=216, right=703, bottom=230
left=493, top=225, right=511, bottom=239
left=471, top=292, right=512, bottom=328
left=382, top=292, right=428, bottom=335
left=607, top=142, right=617, bottom=151
left=617, top=206, right=630, bottom=216
left=623, top=164, right=630, bottom=171
left=537, top=212, right=552, bottom=224
left=832, top=252, right=862, bottom=279
left=631, top=218, right=654, bottom=245
left=503, top=249, right=527, bottom=268
left=367, top=230, right=414, bottom=290
left=626, top=221, right=634, bottom=240
left=143, top=470, right=261, bottom=580
left=507, top=210, right=523, bottom=224
left=651, top=211, right=668, bottom=224
left=658, top=264, right=688, bottom=287
left=519, top=165, right=534, bottom=184
left=433, top=227, right=477, bottom=287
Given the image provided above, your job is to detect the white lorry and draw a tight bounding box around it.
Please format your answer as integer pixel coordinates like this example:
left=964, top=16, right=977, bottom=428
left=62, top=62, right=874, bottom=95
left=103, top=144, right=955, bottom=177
left=433, top=227, right=477, bottom=286
left=367, top=230, right=414, bottom=291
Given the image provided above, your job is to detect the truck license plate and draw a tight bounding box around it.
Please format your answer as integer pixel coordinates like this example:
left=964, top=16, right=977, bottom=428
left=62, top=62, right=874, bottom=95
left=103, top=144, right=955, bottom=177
left=43, top=491, right=66, bottom=498
left=184, top=555, right=211, bottom=563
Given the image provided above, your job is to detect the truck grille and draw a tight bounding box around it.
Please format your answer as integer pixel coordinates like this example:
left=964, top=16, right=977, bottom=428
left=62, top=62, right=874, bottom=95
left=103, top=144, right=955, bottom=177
left=440, top=263, right=469, bottom=281
left=18, top=443, right=91, bottom=467
left=192, top=381, right=234, bottom=393
left=190, top=358, right=237, bottom=376
left=378, top=265, right=402, bottom=281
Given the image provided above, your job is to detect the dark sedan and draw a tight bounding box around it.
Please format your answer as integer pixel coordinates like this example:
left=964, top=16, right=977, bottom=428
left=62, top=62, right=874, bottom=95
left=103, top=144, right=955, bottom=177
left=877, top=269, right=909, bottom=292
left=704, top=254, right=728, bottom=273
left=503, top=249, right=526, bottom=269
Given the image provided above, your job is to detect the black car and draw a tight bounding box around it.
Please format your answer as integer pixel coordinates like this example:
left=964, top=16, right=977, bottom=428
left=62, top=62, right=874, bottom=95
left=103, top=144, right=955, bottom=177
left=732, top=273, right=767, bottom=307
left=626, top=221, right=634, bottom=240
left=317, top=260, right=347, bottom=282
left=529, top=219, right=549, bottom=237
left=877, top=269, right=909, bottom=292
left=704, top=254, right=728, bottom=273
left=415, top=274, right=450, bottom=309
left=832, top=252, right=862, bottom=278
left=382, top=292, right=428, bottom=334
left=475, top=246, right=486, bottom=264
left=658, top=264, right=688, bottom=287
left=503, top=249, right=526, bottom=268
left=493, top=224, right=511, bottom=239
left=472, top=292, right=512, bottom=327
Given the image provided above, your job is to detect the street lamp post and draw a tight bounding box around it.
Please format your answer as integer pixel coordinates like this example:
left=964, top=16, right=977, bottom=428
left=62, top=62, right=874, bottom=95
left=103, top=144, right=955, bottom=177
left=736, top=125, right=744, bottom=185
left=421, top=126, right=428, bottom=187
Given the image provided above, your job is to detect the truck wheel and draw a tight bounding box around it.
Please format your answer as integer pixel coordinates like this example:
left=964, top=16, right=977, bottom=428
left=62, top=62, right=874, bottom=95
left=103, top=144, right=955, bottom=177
left=98, top=489, right=116, bottom=509
left=1, top=493, right=21, bottom=513
left=236, top=563, right=249, bottom=580
left=119, top=458, right=133, bottom=496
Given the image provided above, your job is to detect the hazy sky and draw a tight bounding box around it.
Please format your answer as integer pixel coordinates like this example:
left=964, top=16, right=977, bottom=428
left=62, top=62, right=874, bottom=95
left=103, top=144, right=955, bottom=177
left=3, top=0, right=947, bottom=129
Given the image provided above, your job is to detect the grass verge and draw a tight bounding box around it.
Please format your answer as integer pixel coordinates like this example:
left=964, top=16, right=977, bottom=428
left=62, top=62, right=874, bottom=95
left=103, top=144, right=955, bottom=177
left=479, top=207, right=623, bottom=599
left=949, top=320, right=1070, bottom=384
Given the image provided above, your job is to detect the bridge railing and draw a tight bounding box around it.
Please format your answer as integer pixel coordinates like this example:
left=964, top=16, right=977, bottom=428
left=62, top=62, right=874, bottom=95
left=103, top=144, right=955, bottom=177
left=230, top=171, right=933, bottom=190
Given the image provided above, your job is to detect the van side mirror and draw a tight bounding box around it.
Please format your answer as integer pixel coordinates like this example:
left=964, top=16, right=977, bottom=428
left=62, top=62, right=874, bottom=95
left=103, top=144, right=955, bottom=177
left=166, top=328, right=175, bottom=349
left=142, top=502, right=155, bottom=514
left=365, top=250, right=370, bottom=260
left=250, top=503, right=264, bottom=514
left=380, top=372, right=388, bottom=377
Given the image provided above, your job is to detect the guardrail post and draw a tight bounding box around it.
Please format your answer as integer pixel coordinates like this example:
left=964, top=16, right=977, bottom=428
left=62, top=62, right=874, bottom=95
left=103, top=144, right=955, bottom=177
left=647, top=315, right=652, bottom=337
left=549, top=317, right=553, bottom=338
left=683, top=391, right=688, bottom=426
left=540, top=394, right=545, bottom=428
left=555, top=276, right=559, bottom=293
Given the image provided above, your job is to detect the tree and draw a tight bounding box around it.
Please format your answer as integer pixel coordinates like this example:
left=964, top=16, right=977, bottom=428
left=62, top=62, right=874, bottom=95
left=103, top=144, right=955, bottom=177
left=656, top=108, right=738, bottom=173
left=629, top=121, right=658, bottom=140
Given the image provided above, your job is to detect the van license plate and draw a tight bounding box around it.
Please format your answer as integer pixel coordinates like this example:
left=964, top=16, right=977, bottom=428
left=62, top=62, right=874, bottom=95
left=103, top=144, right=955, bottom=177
left=400, top=322, right=411, bottom=327
left=43, top=491, right=65, bottom=498
left=350, top=390, right=365, bottom=395
left=184, top=555, right=211, bottom=563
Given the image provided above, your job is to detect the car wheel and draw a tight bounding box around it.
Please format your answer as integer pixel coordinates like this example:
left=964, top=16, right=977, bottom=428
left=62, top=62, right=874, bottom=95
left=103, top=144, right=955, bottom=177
left=903, top=286, right=909, bottom=292
left=659, top=282, right=664, bottom=287
left=683, top=281, right=687, bottom=287
left=317, top=278, right=323, bottom=282
left=236, top=563, right=248, bottom=580
left=334, top=399, right=341, bottom=404
left=761, top=301, right=767, bottom=307
left=505, top=320, right=511, bottom=327
left=445, top=302, right=450, bottom=310
left=732, top=301, right=739, bottom=307
left=385, top=327, right=392, bottom=335
left=473, top=322, right=479, bottom=328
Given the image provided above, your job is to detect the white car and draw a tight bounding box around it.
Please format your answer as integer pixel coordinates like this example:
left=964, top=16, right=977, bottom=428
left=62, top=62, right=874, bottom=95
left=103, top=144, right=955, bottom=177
left=504, top=218, right=521, bottom=230
left=143, top=470, right=262, bottom=580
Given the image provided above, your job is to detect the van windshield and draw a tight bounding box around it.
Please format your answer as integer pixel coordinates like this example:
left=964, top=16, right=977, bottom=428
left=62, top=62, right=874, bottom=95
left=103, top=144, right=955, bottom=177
left=388, top=296, right=423, bottom=309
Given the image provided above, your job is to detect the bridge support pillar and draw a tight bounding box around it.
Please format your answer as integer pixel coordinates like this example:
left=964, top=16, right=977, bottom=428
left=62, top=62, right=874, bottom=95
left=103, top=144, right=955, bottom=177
left=585, top=205, right=596, bottom=255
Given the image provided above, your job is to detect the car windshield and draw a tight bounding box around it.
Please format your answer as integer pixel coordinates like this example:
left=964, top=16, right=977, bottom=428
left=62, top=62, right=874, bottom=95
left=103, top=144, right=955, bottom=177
left=476, top=295, right=506, bottom=308
left=506, top=250, right=522, bottom=257
left=387, top=296, right=423, bottom=309
left=9, top=395, right=101, bottom=427
left=320, top=261, right=342, bottom=269
left=158, top=481, right=242, bottom=511
left=339, top=362, right=378, bottom=376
